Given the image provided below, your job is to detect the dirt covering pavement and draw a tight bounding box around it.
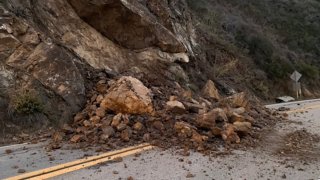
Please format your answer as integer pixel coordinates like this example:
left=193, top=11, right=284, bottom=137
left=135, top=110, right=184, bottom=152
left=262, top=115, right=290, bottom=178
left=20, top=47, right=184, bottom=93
left=276, top=129, right=320, bottom=160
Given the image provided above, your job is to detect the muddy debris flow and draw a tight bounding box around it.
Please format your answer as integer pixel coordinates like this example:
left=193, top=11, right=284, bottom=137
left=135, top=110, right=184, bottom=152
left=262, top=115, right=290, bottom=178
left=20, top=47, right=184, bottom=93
left=49, top=76, right=282, bottom=153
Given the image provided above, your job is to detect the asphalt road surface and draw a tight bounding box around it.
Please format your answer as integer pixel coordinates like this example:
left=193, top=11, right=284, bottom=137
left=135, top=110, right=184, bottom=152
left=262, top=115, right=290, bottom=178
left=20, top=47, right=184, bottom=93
left=1, top=99, right=320, bottom=180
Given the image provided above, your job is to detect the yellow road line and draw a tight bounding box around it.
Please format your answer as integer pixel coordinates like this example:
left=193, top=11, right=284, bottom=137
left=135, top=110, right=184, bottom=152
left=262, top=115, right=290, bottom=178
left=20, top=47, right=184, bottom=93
left=6, top=143, right=154, bottom=180
left=283, top=104, right=320, bottom=114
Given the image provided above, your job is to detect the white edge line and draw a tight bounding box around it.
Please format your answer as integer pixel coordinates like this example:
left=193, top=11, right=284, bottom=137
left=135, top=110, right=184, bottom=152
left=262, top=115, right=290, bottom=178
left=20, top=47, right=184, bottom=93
left=0, top=143, right=28, bottom=150
left=266, top=98, right=320, bottom=108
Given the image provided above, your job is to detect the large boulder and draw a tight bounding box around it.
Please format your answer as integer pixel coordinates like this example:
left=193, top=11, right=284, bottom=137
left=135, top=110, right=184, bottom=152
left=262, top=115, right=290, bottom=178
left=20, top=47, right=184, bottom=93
left=0, top=8, right=87, bottom=128
left=5, top=0, right=193, bottom=72
left=6, top=42, right=85, bottom=112
left=100, top=76, right=154, bottom=115
left=68, top=0, right=187, bottom=53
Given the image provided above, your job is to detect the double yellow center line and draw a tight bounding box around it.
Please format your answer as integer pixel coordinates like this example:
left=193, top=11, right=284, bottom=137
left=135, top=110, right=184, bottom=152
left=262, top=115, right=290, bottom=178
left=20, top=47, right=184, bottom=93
left=6, top=143, right=154, bottom=180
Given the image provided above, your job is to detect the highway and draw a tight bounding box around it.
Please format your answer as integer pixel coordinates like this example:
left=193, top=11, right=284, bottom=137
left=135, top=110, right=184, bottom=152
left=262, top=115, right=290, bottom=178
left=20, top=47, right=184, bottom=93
left=1, top=99, right=320, bottom=180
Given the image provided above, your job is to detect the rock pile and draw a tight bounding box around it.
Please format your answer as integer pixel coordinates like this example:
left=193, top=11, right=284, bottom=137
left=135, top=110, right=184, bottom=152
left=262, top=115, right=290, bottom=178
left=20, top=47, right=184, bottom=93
left=52, top=76, right=278, bottom=152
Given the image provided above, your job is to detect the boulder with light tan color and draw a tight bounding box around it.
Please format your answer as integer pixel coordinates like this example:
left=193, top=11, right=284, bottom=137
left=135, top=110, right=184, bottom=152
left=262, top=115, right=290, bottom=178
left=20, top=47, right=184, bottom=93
left=100, top=76, right=154, bottom=115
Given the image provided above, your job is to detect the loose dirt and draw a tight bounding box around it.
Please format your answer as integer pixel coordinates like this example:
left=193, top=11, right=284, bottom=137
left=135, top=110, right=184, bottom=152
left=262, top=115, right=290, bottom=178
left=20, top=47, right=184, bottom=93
left=276, top=129, right=320, bottom=161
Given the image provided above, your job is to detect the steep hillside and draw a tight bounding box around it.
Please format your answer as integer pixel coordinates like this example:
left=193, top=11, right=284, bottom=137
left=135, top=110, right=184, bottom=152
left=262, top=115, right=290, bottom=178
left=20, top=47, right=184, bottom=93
left=187, top=0, right=320, bottom=99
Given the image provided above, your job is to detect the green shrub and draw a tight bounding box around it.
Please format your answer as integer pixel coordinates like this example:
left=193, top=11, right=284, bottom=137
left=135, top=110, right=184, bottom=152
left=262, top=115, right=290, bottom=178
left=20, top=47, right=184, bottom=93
left=266, top=60, right=292, bottom=79
left=298, top=63, right=320, bottom=80
left=188, top=0, right=320, bottom=84
left=12, top=90, right=43, bottom=115
left=234, top=24, right=274, bottom=65
left=253, top=81, right=269, bottom=97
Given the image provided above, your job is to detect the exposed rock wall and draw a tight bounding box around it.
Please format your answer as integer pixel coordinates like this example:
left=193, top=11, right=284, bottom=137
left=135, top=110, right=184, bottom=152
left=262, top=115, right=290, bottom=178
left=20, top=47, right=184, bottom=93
left=5, top=0, right=194, bottom=71
left=0, top=0, right=197, bottom=128
left=0, top=8, right=86, bottom=126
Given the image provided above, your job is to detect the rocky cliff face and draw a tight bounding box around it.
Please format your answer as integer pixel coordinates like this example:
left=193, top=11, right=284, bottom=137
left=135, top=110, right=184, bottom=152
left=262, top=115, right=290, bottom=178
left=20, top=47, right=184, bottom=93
left=0, top=0, right=198, bottom=132
left=0, top=0, right=281, bottom=150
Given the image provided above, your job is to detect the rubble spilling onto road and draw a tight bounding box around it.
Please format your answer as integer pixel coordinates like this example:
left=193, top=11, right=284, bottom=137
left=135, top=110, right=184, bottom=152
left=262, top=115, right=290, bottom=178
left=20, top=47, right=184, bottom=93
left=50, top=76, right=282, bottom=152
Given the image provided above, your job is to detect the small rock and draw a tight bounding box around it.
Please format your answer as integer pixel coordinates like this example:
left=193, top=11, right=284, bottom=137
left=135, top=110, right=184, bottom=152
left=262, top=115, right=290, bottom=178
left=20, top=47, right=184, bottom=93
left=199, top=97, right=212, bottom=107
left=113, top=157, right=123, bottom=162
left=233, top=121, right=251, bottom=134
left=196, top=108, right=227, bottom=129
left=191, top=131, right=207, bottom=144
left=153, top=121, right=164, bottom=131
left=244, top=114, right=255, bottom=123
left=52, top=131, right=65, bottom=143
left=186, top=172, right=195, bottom=178
left=122, top=115, right=130, bottom=125
left=83, top=120, right=91, bottom=127
left=17, top=169, right=26, bottom=173
left=96, top=83, right=108, bottom=94
left=102, top=126, right=115, bottom=138
left=133, top=122, right=144, bottom=131
left=169, top=96, right=177, bottom=101
left=90, top=116, right=101, bottom=124
left=120, top=129, right=131, bottom=142
left=182, top=90, right=193, bottom=99
left=91, top=94, right=98, bottom=103
left=96, top=94, right=104, bottom=103
left=74, top=113, right=84, bottom=122
left=183, top=102, right=204, bottom=113
left=226, top=92, right=248, bottom=108
left=113, top=170, right=119, bottom=174
left=5, top=149, right=13, bottom=154
left=111, top=114, right=122, bottom=127
left=101, top=117, right=112, bottom=126
left=202, top=80, right=220, bottom=100
left=229, top=107, right=246, bottom=115
left=98, top=79, right=107, bottom=84
left=229, top=113, right=245, bottom=123
left=95, top=107, right=106, bottom=118
left=127, top=176, right=134, bottom=180
left=143, top=133, right=150, bottom=142
left=166, top=100, right=186, bottom=114
left=116, top=123, right=127, bottom=131
left=221, top=124, right=240, bottom=144
left=89, top=104, right=97, bottom=111
left=62, top=124, right=74, bottom=133
left=211, top=127, right=222, bottom=136
left=70, top=135, right=83, bottom=143
left=174, top=122, right=194, bottom=138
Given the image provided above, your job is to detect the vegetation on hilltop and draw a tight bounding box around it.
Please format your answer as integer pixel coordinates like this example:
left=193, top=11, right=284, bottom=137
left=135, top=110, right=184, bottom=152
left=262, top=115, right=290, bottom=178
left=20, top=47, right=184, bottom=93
left=187, top=0, right=320, bottom=98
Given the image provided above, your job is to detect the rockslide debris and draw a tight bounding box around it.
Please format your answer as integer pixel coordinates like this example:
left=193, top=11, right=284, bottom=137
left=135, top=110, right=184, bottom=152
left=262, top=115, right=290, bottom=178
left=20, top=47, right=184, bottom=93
left=51, top=77, right=279, bottom=152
